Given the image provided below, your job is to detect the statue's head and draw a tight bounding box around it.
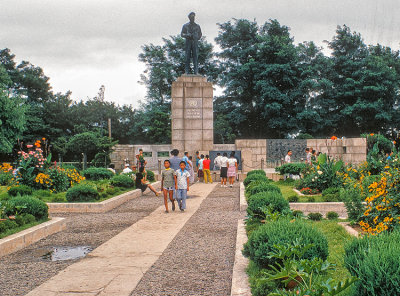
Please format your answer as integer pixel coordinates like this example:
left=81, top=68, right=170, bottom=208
left=188, top=12, right=195, bottom=23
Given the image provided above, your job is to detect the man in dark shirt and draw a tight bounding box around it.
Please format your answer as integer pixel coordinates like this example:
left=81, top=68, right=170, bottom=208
left=181, top=12, right=202, bottom=75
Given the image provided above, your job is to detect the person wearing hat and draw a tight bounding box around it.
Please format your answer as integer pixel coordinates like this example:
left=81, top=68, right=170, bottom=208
left=122, top=163, right=132, bottom=174
left=181, top=12, right=202, bottom=75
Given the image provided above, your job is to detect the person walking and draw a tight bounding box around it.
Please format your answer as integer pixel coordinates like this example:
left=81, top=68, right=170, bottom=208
left=188, top=156, right=195, bottom=184
left=182, top=151, right=191, bottom=169
left=161, top=160, right=176, bottom=213
left=202, top=155, right=213, bottom=184
left=220, top=152, right=228, bottom=187
left=169, top=149, right=181, bottom=199
left=174, top=161, right=190, bottom=212
left=197, top=154, right=204, bottom=182
left=227, top=152, right=238, bottom=187
left=136, top=167, right=159, bottom=196
left=214, top=153, right=222, bottom=171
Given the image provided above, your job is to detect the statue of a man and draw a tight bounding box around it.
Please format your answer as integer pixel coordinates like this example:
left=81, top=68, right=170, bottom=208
left=181, top=12, right=202, bottom=75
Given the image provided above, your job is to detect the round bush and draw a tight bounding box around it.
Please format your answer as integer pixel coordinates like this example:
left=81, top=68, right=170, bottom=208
left=292, top=210, right=304, bottom=218
left=287, top=195, right=299, bottom=202
left=8, top=185, right=33, bottom=197
left=110, top=175, right=134, bottom=188
left=247, top=191, right=289, bottom=218
left=326, top=211, right=339, bottom=220
left=23, top=214, right=36, bottom=224
left=146, top=170, right=155, bottom=182
left=308, top=212, right=323, bottom=221
left=247, top=170, right=267, bottom=177
left=307, top=196, right=315, bottom=202
left=244, top=174, right=269, bottom=187
left=248, top=183, right=281, bottom=197
left=6, top=196, right=48, bottom=220
left=0, top=219, right=18, bottom=232
left=66, top=185, right=99, bottom=202
left=344, top=230, right=400, bottom=295
left=83, top=168, right=114, bottom=181
left=322, top=194, right=339, bottom=202
left=243, top=219, right=329, bottom=268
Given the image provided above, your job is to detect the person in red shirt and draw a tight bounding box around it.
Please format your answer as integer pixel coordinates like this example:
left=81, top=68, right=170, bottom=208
left=202, top=155, right=213, bottom=184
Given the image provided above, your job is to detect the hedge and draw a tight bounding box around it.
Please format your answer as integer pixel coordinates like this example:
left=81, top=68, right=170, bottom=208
left=82, top=168, right=114, bottom=180
left=66, top=184, right=99, bottom=202
left=110, top=175, right=135, bottom=188
left=5, top=196, right=48, bottom=220
left=247, top=191, right=289, bottom=218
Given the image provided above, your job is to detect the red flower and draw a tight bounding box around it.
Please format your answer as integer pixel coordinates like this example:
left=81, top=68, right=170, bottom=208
left=331, top=136, right=337, bottom=141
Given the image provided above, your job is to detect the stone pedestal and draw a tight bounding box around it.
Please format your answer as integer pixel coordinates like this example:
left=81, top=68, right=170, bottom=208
left=171, top=75, right=213, bottom=154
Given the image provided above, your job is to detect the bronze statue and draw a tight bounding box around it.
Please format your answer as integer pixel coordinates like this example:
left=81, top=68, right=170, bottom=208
left=181, top=12, right=202, bottom=75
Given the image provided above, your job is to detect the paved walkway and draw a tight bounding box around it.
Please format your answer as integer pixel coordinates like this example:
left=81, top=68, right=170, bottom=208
left=26, top=183, right=228, bottom=296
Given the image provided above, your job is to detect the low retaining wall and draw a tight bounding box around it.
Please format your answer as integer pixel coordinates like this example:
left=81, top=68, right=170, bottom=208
left=0, top=217, right=66, bottom=257
left=47, top=181, right=161, bottom=214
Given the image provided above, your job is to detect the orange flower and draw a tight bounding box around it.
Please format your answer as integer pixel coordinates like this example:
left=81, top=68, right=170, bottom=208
left=331, top=136, right=337, bottom=140
left=370, top=133, right=375, bottom=136
left=42, top=137, right=46, bottom=141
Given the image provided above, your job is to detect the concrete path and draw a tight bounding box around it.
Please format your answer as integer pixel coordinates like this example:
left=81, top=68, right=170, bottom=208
left=26, top=183, right=217, bottom=296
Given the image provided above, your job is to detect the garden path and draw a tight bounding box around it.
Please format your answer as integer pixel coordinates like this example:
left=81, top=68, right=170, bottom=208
left=22, top=182, right=242, bottom=296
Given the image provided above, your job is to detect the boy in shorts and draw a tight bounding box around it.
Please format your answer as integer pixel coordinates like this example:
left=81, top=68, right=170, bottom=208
left=161, top=160, right=176, bottom=213
left=174, top=161, right=190, bottom=212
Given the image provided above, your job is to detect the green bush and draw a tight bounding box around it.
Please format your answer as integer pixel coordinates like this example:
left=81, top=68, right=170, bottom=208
left=146, top=170, right=155, bottom=182
left=287, top=195, right=299, bottom=202
left=247, top=170, right=267, bottom=177
left=248, top=183, right=281, bottom=197
left=6, top=196, right=48, bottom=220
left=307, top=196, right=315, bottom=202
left=0, top=219, right=18, bottom=232
left=8, top=185, right=33, bottom=197
left=322, top=187, right=340, bottom=202
left=247, top=192, right=290, bottom=218
left=275, top=163, right=308, bottom=175
left=341, top=188, right=365, bottom=222
left=66, top=185, right=99, bottom=202
left=48, top=168, right=69, bottom=192
left=23, top=214, right=36, bottom=224
left=292, top=210, right=304, bottom=218
left=243, top=218, right=329, bottom=268
left=322, top=194, right=339, bottom=202
left=83, top=168, right=114, bottom=180
left=0, top=172, right=13, bottom=186
left=344, top=230, right=400, bottom=295
left=14, top=215, right=25, bottom=226
left=308, top=212, right=323, bottom=221
left=51, top=195, right=66, bottom=202
left=244, top=174, right=269, bottom=187
left=110, top=175, right=135, bottom=188
left=322, top=187, right=340, bottom=196
left=326, top=211, right=339, bottom=220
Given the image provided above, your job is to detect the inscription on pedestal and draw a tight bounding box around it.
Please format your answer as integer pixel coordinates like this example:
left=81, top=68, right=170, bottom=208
left=184, top=98, right=202, bottom=119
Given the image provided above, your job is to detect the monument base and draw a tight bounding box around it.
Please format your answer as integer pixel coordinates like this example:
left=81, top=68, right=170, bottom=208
left=171, top=75, right=213, bottom=155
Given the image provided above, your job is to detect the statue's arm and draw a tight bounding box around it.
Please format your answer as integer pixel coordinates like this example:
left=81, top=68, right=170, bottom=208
left=197, top=25, right=202, bottom=40
left=181, top=24, right=190, bottom=38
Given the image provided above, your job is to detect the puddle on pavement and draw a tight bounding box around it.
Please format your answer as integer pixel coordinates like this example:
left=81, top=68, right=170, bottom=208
left=41, top=246, right=93, bottom=261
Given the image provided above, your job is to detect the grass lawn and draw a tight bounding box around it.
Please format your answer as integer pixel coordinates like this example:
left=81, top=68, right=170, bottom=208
left=274, top=179, right=324, bottom=202
left=0, top=218, right=49, bottom=239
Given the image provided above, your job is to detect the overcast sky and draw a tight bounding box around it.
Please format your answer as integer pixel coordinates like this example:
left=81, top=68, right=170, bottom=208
left=1, top=0, right=400, bottom=107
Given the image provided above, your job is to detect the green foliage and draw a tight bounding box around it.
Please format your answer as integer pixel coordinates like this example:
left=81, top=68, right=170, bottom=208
left=8, top=185, right=33, bottom=197
left=83, top=168, right=114, bottom=181
left=292, top=210, right=304, bottom=218
left=308, top=212, right=323, bottom=221
left=66, top=184, right=99, bottom=202
left=307, top=196, right=316, bottom=202
left=287, top=195, right=299, bottom=203
left=0, top=172, right=13, bottom=185
left=344, top=230, right=400, bottom=295
left=146, top=170, right=155, bottom=182
left=247, top=191, right=290, bottom=219
left=47, top=167, right=69, bottom=192
left=244, top=174, right=269, bottom=188
left=275, top=163, right=308, bottom=176
left=322, top=187, right=340, bottom=202
left=110, top=175, right=135, bottom=188
left=248, top=183, right=281, bottom=197
left=364, top=133, right=395, bottom=154
left=326, top=211, right=339, bottom=220
left=341, top=187, right=365, bottom=222
left=247, top=170, right=267, bottom=177
left=6, top=196, right=48, bottom=220
left=243, top=218, right=329, bottom=269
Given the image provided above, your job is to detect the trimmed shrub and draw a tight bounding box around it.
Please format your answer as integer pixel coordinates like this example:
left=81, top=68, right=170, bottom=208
left=248, top=183, right=281, bottom=197
left=326, top=211, right=339, bottom=220
left=0, top=219, right=18, bottom=231
left=275, top=163, right=308, bottom=175
left=292, top=210, right=304, bottom=218
left=23, top=214, right=36, bottom=224
left=244, top=174, right=269, bottom=187
left=146, top=170, right=155, bottom=182
left=247, top=192, right=290, bottom=218
left=83, top=168, right=114, bottom=181
left=344, top=230, right=400, bottom=295
left=308, top=212, right=323, bottom=221
left=110, top=175, right=135, bottom=188
left=66, top=185, right=99, bottom=202
left=322, top=194, right=339, bottom=202
left=243, top=219, right=329, bottom=268
left=307, top=196, right=315, bottom=202
left=287, top=195, right=299, bottom=202
left=247, top=170, right=267, bottom=177
left=8, top=185, right=33, bottom=197
left=6, top=196, right=48, bottom=220
left=322, top=187, right=340, bottom=196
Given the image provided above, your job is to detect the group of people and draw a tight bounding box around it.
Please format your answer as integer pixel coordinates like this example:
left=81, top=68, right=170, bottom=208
left=284, top=148, right=320, bottom=164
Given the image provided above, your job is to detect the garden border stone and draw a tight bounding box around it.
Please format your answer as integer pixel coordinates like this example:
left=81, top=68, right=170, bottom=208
left=47, top=181, right=161, bottom=213
left=0, top=217, right=66, bottom=257
left=240, top=182, right=247, bottom=212
left=338, top=222, right=359, bottom=237
left=231, top=219, right=251, bottom=296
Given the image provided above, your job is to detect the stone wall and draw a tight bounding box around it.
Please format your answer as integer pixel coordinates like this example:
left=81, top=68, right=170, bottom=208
left=110, top=144, right=172, bottom=171
left=267, top=139, right=306, bottom=162
left=235, top=139, right=267, bottom=172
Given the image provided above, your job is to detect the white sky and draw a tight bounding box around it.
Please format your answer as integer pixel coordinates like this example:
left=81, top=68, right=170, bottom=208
left=1, top=0, right=400, bottom=108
